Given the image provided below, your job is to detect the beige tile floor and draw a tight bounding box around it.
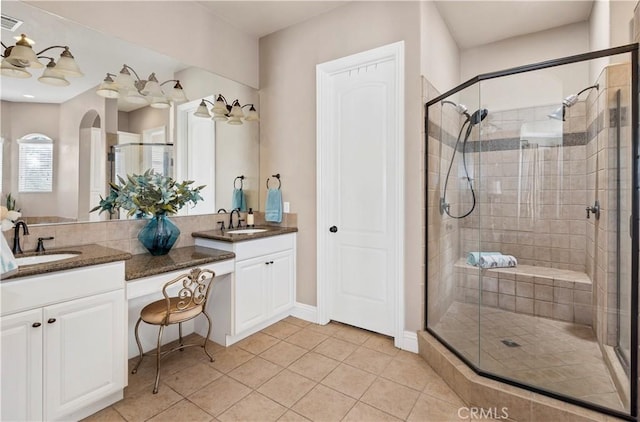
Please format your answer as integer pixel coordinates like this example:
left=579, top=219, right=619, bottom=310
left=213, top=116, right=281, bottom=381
left=84, top=317, right=476, bottom=422
left=432, top=301, right=626, bottom=412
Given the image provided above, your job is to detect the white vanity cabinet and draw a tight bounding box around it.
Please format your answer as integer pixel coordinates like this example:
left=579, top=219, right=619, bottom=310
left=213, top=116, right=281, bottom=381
left=235, top=249, right=295, bottom=333
left=195, top=233, right=296, bottom=344
left=1, top=262, right=126, bottom=421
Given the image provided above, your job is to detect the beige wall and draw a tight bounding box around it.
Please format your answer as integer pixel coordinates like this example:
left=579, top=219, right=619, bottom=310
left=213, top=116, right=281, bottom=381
left=610, top=0, right=636, bottom=47
left=590, top=0, right=611, bottom=82
left=259, top=1, right=424, bottom=330
left=461, top=22, right=591, bottom=111
left=589, top=0, right=636, bottom=82
left=57, top=87, right=108, bottom=220
left=420, top=1, right=460, bottom=94
left=175, top=67, right=260, bottom=212
left=27, top=1, right=259, bottom=89
left=1, top=101, right=60, bottom=216
left=124, top=107, right=170, bottom=137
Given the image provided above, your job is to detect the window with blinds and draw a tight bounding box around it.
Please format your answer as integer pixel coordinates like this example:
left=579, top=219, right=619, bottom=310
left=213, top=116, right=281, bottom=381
left=18, top=133, right=53, bottom=193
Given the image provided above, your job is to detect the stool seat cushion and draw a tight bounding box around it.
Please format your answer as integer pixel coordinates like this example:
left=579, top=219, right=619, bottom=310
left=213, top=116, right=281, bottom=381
left=140, top=297, right=203, bottom=325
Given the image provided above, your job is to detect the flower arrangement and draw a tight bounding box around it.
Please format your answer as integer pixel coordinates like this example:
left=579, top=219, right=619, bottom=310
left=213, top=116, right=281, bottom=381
left=91, top=169, right=205, bottom=217
left=0, top=206, right=21, bottom=232
left=1, top=193, right=21, bottom=231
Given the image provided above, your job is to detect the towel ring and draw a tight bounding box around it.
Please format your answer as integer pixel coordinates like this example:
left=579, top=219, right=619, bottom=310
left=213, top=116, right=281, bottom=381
left=234, top=175, right=245, bottom=189
left=266, top=173, right=281, bottom=190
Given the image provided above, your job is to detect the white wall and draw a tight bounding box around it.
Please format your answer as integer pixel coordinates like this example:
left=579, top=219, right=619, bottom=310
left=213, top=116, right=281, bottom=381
left=420, top=1, right=460, bottom=94
left=27, top=1, right=259, bottom=89
left=260, top=1, right=424, bottom=331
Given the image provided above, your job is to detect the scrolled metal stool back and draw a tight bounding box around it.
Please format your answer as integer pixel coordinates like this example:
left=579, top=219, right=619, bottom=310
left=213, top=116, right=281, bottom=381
left=161, top=267, right=215, bottom=318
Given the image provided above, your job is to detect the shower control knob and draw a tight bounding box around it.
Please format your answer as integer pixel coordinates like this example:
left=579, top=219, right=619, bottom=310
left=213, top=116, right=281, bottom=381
left=329, top=226, right=338, bottom=233
left=585, top=200, right=601, bottom=220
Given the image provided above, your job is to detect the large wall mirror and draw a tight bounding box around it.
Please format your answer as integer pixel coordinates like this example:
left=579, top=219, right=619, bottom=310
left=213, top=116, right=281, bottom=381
left=0, top=1, right=259, bottom=225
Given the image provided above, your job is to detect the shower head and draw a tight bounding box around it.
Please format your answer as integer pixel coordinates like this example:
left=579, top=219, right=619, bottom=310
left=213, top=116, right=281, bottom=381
left=468, top=108, right=488, bottom=125
left=548, top=83, right=599, bottom=121
left=548, top=106, right=565, bottom=121
left=441, top=99, right=468, bottom=116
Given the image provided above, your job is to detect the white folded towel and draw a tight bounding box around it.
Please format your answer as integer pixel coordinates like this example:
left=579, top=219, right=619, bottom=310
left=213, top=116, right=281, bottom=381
left=1, top=233, right=18, bottom=278
left=478, top=254, right=517, bottom=269
left=466, top=251, right=502, bottom=266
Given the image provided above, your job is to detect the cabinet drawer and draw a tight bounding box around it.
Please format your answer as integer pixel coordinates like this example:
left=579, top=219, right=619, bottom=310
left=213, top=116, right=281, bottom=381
left=233, top=233, right=295, bottom=260
left=1, top=262, right=125, bottom=316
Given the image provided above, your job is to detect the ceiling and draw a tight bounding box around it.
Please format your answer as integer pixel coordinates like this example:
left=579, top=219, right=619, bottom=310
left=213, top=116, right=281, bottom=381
left=1, top=1, right=185, bottom=110
left=2, top=1, right=596, bottom=107
left=434, top=0, right=595, bottom=49
left=199, top=1, right=594, bottom=49
left=197, top=1, right=349, bottom=38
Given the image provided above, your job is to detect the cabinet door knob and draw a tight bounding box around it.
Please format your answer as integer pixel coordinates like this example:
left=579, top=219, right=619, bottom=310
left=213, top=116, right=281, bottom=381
left=265, top=262, right=270, bottom=265
left=32, top=322, right=41, bottom=328
left=47, top=318, right=56, bottom=324
left=329, top=226, right=338, bottom=233
left=270, top=261, right=274, bottom=264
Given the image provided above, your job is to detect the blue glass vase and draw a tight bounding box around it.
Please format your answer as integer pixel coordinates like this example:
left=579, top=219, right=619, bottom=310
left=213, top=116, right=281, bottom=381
left=137, top=213, right=180, bottom=256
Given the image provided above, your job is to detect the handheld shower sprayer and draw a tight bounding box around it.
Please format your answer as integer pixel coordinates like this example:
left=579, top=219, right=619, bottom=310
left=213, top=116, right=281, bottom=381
left=440, top=100, right=489, bottom=219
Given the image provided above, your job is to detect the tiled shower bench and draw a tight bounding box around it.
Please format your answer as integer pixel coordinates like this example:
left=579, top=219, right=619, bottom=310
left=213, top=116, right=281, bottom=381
left=454, top=259, right=592, bottom=325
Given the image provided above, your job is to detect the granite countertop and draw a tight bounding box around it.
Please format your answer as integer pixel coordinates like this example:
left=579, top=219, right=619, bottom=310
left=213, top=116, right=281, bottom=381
left=191, top=226, right=298, bottom=242
left=125, top=246, right=235, bottom=280
left=3, top=244, right=132, bottom=281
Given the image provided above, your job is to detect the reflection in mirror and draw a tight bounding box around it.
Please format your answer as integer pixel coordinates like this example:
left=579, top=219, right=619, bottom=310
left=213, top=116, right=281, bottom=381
left=0, top=1, right=259, bottom=225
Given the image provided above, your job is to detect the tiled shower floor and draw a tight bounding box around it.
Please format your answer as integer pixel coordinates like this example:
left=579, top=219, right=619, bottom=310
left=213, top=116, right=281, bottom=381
left=432, top=301, right=625, bottom=411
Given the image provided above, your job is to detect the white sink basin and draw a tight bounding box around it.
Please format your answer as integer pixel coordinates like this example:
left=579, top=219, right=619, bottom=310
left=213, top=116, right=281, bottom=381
left=226, top=228, right=268, bottom=235
left=15, top=253, right=80, bottom=266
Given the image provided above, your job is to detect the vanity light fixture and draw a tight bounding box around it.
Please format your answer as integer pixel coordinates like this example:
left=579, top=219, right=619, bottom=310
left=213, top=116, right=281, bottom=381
left=0, top=33, right=83, bottom=85
left=194, top=94, right=259, bottom=125
left=96, top=64, right=187, bottom=109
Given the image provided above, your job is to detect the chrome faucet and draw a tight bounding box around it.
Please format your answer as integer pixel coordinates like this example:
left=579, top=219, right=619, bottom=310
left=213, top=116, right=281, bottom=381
left=229, top=208, right=241, bottom=229
left=12, top=221, right=29, bottom=254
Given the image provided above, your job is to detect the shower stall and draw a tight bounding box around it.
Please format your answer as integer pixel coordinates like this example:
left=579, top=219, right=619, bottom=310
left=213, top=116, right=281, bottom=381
left=425, top=44, right=638, bottom=420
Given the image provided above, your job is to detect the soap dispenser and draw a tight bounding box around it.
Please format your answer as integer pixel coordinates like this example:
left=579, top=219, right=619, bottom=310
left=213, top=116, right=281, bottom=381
left=247, top=208, right=254, bottom=227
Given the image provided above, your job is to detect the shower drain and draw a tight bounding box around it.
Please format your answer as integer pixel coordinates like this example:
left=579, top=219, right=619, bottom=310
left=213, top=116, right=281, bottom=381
left=501, top=339, right=521, bottom=348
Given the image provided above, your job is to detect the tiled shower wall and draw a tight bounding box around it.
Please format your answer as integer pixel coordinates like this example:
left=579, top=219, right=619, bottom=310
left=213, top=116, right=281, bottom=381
left=424, top=77, right=460, bottom=326
left=584, top=62, right=632, bottom=348
left=457, top=106, right=588, bottom=273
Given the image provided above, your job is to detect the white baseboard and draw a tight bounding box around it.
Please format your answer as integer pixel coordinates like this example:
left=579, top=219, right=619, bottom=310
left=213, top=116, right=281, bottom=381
left=224, top=310, right=293, bottom=346
left=290, top=302, right=318, bottom=323
left=288, top=304, right=417, bottom=353
left=397, top=330, right=419, bottom=353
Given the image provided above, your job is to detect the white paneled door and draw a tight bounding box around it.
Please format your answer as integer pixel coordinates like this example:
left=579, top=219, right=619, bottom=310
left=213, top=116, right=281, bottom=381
left=317, top=42, right=404, bottom=339
left=177, top=99, right=216, bottom=215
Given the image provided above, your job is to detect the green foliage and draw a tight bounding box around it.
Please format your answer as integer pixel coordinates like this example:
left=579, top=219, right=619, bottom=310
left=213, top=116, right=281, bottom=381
left=5, top=193, right=17, bottom=211
left=90, top=169, right=205, bottom=217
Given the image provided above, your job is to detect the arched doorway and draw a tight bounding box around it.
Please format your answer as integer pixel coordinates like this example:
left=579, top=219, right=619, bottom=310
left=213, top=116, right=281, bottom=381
left=77, top=110, right=104, bottom=221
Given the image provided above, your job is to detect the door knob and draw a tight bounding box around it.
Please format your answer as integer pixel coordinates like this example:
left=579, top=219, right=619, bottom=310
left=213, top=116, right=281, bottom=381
left=47, top=318, right=56, bottom=324
left=32, top=322, right=41, bottom=328
left=329, top=226, right=338, bottom=233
